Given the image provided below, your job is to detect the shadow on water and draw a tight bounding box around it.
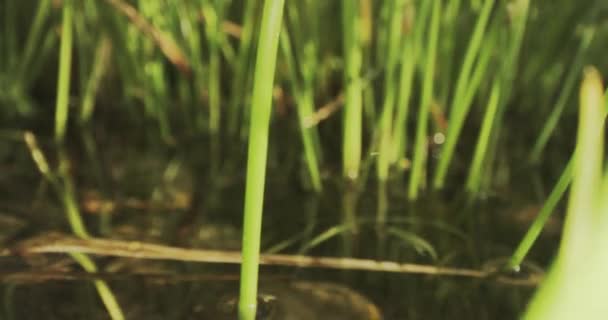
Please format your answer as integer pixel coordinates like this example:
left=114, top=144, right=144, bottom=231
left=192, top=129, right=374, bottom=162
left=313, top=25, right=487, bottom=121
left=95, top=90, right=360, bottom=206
left=0, top=129, right=560, bottom=320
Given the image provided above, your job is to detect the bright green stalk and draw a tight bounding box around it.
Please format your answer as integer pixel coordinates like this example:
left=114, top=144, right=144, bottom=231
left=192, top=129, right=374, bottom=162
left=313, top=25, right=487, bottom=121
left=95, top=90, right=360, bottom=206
left=52, top=3, right=123, bottom=315
left=228, top=0, right=257, bottom=136
left=74, top=5, right=91, bottom=111
left=391, top=0, right=431, bottom=165
left=507, top=157, right=573, bottom=270
left=70, top=252, right=125, bottom=320
left=408, top=0, right=441, bottom=200
left=529, top=29, right=595, bottom=164
left=60, top=170, right=90, bottom=238
left=26, top=133, right=123, bottom=319
left=60, top=153, right=125, bottom=320
left=467, top=0, right=529, bottom=194
left=377, top=0, right=406, bottom=181
left=465, top=81, right=500, bottom=194
left=298, top=92, right=323, bottom=192
left=390, top=39, right=415, bottom=164
left=342, top=0, right=363, bottom=180
left=559, top=67, right=605, bottom=268
left=238, top=0, right=285, bottom=318
left=433, top=0, right=495, bottom=189
left=524, top=67, right=605, bottom=320
left=55, top=0, right=74, bottom=143
left=459, top=27, right=500, bottom=194
left=458, top=32, right=494, bottom=114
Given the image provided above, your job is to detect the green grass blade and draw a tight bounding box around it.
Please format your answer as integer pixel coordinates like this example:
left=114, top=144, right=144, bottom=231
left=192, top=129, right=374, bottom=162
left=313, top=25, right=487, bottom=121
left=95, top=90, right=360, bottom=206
left=55, top=0, right=74, bottom=144
left=391, top=0, right=431, bottom=166
left=238, top=0, right=285, bottom=318
left=472, top=0, right=530, bottom=194
left=408, top=0, right=441, bottom=200
left=465, top=80, right=501, bottom=195
left=507, top=157, right=573, bottom=270
left=342, top=0, right=363, bottom=180
left=433, top=0, right=496, bottom=190
left=70, top=253, right=125, bottom=320
left=376, top=0, right=406, bottom=181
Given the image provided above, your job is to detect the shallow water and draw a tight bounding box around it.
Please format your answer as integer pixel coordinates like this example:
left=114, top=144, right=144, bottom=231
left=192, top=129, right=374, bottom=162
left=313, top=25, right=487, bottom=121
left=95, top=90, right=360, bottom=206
left=0, top=134, right=560, bottom=319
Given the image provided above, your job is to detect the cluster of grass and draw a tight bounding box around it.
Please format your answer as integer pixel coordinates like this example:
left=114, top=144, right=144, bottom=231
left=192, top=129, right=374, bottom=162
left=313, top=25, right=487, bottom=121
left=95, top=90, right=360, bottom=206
left=2, top=0, right=608, bottom=318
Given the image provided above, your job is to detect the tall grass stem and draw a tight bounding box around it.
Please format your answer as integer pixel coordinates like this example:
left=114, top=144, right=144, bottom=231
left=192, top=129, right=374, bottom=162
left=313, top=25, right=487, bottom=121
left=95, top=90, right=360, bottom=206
left=55, top=0, right=74, bottom=143
left=376, top=0, right=405, bottom=181
left=465, top=81, right=501, bottom=194
left=408, top=0, right=441, bottom=199
left=342, top=0, right=363, bottom=180
left=433, top=0, right=495, bottom=189
left=238, top=0, right=285, bottom=318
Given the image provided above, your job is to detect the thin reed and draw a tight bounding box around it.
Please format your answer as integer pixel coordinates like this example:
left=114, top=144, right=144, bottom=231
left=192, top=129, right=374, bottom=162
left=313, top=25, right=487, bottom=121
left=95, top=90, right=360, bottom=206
left=238, top=0, right=285, bottom=318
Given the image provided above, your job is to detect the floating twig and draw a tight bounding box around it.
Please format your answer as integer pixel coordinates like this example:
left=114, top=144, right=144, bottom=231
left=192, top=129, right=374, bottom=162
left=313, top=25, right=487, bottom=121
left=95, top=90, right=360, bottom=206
left=7, top=232, right=543, bottom=286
